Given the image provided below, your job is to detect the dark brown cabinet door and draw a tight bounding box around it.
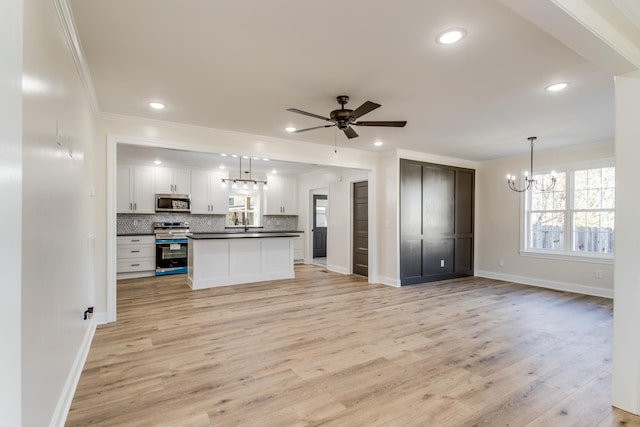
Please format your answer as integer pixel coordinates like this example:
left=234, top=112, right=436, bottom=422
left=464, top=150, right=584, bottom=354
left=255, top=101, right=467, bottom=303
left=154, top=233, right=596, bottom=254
left=400, top=159, right=474, bottom=285
left=353, top=181, right=368, bottom=276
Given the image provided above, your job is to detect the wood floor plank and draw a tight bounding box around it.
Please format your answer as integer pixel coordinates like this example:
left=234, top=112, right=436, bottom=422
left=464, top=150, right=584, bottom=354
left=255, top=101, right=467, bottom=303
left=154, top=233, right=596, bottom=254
left=66, top=265, right=640, bottom=426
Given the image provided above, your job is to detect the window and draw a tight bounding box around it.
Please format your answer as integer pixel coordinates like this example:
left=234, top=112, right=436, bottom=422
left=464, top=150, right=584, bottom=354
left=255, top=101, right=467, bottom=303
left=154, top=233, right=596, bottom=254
left=524, top=162, right=614, bottom=259
left=227, top=194, right=262, bottom=227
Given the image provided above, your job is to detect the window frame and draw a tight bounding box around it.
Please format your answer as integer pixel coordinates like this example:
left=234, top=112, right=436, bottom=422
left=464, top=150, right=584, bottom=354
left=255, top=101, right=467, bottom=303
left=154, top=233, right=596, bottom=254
left=227, top=192, right=263, bottom=228
left=520, top=158, right=615, bottom=264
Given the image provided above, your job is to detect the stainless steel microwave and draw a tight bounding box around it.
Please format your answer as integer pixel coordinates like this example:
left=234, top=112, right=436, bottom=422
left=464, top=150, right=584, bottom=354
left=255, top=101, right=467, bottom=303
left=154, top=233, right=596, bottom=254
left=155, top=194, right=191, bottom=213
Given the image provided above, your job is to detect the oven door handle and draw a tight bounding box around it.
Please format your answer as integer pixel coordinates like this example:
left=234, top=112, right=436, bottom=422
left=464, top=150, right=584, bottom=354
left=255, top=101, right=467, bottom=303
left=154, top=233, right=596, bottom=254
left=156, top=239, right=188, bottom=244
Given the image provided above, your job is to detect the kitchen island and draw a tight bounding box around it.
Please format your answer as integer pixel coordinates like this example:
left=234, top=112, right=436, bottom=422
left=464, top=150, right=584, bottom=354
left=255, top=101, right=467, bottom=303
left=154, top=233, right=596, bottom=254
left=187, top=232, right=299, bottom=290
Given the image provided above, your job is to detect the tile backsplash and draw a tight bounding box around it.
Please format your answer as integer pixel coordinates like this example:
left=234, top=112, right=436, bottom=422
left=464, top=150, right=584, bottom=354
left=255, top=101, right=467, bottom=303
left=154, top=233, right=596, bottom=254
left=117, top=213, right=299, bottom=234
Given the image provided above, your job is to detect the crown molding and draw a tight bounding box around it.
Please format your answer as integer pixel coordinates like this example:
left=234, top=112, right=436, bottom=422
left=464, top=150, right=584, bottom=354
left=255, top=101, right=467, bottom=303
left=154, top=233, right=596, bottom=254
left=52, top=0, right=100, bottom=112
left=551, top=0, right=640, bottom=70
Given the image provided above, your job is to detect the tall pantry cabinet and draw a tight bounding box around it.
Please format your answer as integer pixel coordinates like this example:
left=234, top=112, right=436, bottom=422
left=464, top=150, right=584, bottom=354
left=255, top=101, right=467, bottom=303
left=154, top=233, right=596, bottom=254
left=399, top=159, right=474, bottom=285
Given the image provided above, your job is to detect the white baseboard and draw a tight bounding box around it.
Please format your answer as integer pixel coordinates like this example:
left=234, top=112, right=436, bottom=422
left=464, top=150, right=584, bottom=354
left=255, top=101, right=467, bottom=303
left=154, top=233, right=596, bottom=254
left=376, top=276, right=401, bottom=287
left=50, top=318, right=97, bottom=427
left=474, top=270, right=613, bottom=299
left=326, top=264, right=349, bottom=275
left=94, top=311, right=109, bottom=325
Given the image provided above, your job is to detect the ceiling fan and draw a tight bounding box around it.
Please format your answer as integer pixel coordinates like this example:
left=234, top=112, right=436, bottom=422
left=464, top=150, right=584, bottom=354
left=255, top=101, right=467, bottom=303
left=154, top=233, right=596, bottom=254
left=286, top=95, right=407, bottom=139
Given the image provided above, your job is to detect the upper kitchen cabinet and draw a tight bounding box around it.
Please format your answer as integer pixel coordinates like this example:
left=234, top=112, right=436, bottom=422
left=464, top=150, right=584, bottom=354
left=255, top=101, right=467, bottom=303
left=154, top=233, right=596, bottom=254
left=264, top=175, right=297, bottom=215
left=155, top=167, right=191, bottom=194
left=191, top=170, right=229, bottom=214
left=117, top=165, right=155, bottom=214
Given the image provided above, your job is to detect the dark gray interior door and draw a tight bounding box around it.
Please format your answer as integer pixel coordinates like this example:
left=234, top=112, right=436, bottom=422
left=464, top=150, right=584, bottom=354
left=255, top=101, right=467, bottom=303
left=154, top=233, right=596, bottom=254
left=353, top=181, right=368, bottom=276
left=313, top=195, right=327, bottom=258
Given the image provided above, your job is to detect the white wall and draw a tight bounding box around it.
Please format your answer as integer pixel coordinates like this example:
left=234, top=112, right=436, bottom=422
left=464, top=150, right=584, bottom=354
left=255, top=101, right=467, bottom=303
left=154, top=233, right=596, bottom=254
left=376, top=152, right=400, bottom=285
left=612, top=71, right=640, bottom=414
left=475, top=141, right=615, bottom=297
left=22, top=0, right=97, bottom=425
left=1, top=0, right=23, bottom=425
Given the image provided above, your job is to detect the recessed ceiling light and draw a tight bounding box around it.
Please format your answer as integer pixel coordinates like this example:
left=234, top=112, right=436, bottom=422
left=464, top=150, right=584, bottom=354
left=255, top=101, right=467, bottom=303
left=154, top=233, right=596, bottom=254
left=271, top=169, right=278, bottom=174
left=154, top=160, right=162, bottom=165
left=242, top=155, right=250, bottom=159
left=220, top=153, right=228, bottom=157
left=373, top=141, right=384, bottom=147
left=231, top=154, right=238, bottom=158
left=545, top=82, right=570, bottom=92
left=219, top=165, right=225, bottom=169
left=148, top=102, right=166, bottom=110
left=285, top=127, right=296, bottom=133
left=436, top=28, right=467, bottom=45
left=263, top=158, right=270, bottom=161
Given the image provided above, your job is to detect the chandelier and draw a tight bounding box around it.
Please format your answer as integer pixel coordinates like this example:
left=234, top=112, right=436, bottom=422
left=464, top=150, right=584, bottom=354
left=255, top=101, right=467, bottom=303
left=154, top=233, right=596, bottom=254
left=506, top=136, right=555, bottom=193
left=221, top=157, right=268, bottom=191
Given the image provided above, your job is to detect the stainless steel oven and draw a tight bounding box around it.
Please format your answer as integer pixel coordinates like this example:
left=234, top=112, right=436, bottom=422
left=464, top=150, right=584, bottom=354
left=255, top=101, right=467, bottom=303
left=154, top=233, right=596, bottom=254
left=154, top=221, right=189, bottom=275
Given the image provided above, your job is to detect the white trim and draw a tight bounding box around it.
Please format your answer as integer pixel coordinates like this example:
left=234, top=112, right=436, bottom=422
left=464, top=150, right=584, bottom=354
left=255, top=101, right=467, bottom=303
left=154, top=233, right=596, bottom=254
left=93, top=311, right=108, bottom=325
left=106, top=136, right=117, bottom=323
left=522, top=160, right=616, bottom=261
left=520, top=249, right=613, bottom=264
left=326, top=264, right=350, bottom=275
left=377, top=276, right=401, bottom=287
left=52, top=0, right=99, bottom=112
left=551, top=0, right=640, bottom=69
left=475, top=269, right=613, bottom=299
left=49, top=320, right=97, bottom=427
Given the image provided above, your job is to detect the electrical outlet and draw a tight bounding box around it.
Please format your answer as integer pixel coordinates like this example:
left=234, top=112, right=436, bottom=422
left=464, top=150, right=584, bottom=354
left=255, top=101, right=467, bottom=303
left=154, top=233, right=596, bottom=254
left=595, top=270, right=603, bottom=279
left=498, top=259, right=504, bottom=267
left=440, top=259, right=445, bottom=268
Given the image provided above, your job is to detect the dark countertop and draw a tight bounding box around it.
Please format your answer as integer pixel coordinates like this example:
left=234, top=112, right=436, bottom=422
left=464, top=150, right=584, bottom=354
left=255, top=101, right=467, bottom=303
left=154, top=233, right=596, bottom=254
left=222, top=229, right=303, bottom=233
left=188, top=232, right=300, bottom=239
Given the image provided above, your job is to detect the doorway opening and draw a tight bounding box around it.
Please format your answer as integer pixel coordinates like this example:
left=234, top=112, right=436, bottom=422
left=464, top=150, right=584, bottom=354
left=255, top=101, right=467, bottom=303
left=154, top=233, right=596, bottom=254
left=312, top=194, right=328, bottom=266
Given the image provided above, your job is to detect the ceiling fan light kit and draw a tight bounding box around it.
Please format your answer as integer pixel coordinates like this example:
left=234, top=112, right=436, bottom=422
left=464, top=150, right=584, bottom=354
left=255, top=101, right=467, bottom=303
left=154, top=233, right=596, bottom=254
left=286, top=95, right=407, bottom=139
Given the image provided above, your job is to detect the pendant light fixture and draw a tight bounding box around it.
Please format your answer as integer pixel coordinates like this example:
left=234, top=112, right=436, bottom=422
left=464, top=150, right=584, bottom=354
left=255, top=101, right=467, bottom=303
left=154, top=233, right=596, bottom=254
left=506, top=136, right=555, bottom=193
left=221, top=156, right=268, bottom=190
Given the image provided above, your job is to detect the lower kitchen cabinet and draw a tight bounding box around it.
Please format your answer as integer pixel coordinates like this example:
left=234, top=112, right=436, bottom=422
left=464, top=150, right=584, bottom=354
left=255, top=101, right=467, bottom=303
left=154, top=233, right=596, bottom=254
left=117, top=235, right=156, bottom=279
left=293, top=232, right=304, bottom=263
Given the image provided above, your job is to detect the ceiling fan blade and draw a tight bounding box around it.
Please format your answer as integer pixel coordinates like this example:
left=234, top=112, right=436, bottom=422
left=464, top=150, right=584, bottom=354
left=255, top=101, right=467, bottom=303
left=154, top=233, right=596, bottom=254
left=343, top=126, right=359, bottom=139
left=286, top=108, right=333, bottom=122
left=350, top=101, right=381, bottom=120
left=353, top=120, right=407, bottom=127
left=294, top=124, right=335, bottom=133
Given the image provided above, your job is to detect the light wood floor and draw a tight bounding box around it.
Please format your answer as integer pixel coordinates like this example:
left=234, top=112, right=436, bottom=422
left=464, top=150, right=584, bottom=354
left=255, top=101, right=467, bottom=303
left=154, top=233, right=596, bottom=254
left=67, top=265, right=640, bottom=426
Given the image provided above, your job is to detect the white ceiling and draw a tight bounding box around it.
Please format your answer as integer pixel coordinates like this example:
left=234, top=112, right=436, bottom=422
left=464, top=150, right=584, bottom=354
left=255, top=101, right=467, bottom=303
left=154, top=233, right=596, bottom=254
left=68, top=0, right=639, bottom=162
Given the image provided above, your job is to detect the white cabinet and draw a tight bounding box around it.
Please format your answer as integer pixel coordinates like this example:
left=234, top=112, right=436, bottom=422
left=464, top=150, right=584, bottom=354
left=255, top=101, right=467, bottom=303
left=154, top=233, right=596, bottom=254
left=117, top=165, right=155, bottom=213
left=191, top=170, right=229, bottom=214
left=293, top=232, right=304, bottom=263
left=155, top=167, right=191, bottom=194
left=116, top=235, right=156, bottom=278
left=265, top=175, right=297, bottom=215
